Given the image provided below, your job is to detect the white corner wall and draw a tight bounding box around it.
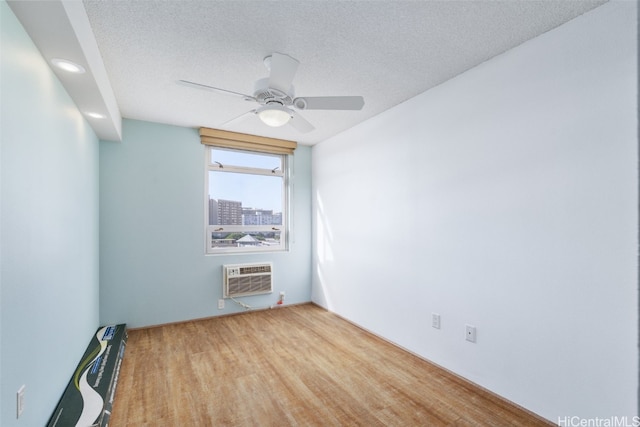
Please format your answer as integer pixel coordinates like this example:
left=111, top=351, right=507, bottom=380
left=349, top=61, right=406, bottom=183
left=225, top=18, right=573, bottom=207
left=312, top=1, right=637, bottom=422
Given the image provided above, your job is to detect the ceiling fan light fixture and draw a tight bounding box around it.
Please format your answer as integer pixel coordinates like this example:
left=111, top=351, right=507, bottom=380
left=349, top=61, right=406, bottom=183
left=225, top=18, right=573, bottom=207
left=257, top=104, right=292, bottom=127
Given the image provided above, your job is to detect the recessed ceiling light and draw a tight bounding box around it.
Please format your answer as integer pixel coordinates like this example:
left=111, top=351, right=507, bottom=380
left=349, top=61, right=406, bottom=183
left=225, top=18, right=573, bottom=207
left=51, top=58, right=86, bottom=74
left=85, top=112, right=105, bottom=119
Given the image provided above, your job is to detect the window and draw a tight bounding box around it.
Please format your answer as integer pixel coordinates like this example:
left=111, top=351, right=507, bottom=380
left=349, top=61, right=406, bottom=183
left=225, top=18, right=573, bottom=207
left=205, top=147, right=288, bottom=253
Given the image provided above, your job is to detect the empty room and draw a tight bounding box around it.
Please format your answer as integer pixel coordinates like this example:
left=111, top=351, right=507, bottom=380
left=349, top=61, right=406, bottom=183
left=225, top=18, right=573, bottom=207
left=1, top=0, right=638, bottom=426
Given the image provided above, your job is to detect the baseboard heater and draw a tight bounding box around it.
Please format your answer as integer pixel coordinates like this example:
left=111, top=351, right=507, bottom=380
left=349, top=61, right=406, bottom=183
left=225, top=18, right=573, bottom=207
left=47, top=324, right=127, bottom=427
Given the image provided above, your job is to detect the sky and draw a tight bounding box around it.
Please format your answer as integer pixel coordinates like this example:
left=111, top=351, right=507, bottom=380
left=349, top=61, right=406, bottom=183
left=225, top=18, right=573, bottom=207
left=208, top=148, right=283, bottom=212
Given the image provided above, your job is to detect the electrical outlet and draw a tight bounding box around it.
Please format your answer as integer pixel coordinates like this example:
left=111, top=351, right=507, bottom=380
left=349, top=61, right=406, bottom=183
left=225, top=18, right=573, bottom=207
left=279, top=291, right=285, bottom=301
left=431, top=313, right=441, bottom=329
left=17, top=385, right=25, bottom=419
left=218, top=299, right=225, bottom=310
left=465, top=324, right=477, bottom=343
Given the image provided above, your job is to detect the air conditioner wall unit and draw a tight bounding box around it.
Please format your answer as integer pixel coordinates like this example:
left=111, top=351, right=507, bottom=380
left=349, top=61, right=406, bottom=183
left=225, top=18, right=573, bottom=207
left=222, top=262, right=273, bottom=298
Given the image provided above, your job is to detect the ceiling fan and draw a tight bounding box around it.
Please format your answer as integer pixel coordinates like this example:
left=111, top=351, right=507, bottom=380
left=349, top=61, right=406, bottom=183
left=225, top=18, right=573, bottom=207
left=178, top=52, right=365, bottom=133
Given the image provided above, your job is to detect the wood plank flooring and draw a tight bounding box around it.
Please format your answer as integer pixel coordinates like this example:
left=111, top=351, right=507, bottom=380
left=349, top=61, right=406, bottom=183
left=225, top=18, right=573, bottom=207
left=110, top=303, right=552, bottom=426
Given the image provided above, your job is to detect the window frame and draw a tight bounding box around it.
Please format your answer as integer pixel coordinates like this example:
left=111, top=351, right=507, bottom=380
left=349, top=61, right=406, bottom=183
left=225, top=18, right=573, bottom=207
left=204, top=146, right=290, bottom=254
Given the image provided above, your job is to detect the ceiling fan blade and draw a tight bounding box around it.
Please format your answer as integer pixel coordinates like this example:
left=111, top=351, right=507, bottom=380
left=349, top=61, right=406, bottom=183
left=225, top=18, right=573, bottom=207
left=288, top=111, right=315, bottom=133
left=177, top=80, right=256, bottom=101
left=293, top=96, right=364, bottom=110
left=221, top=109, right=257, bottom=127
left=268, top=53, right=299, bottom=93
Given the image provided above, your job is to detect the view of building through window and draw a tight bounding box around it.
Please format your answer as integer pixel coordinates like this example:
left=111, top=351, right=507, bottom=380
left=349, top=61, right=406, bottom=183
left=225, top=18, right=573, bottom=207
left=206, top=148, right=286, bottom=252
left=208, top=199, right=282, bottom=227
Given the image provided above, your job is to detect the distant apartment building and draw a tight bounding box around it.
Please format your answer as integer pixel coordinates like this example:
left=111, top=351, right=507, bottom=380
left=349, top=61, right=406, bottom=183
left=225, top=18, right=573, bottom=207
left=209, top=200, right=281, bottom=226
left=242, top=208, right=282, bottom=226
left=208, top=199, right=218, bottom=225
left=211, top=199, right=242, bottom=225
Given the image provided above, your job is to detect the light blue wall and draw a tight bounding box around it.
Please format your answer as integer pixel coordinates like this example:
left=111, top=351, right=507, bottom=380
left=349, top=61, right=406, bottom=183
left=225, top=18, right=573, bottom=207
left=99, top=119, right=312, bottom=327
left=0, top=2, right=101, bottom=426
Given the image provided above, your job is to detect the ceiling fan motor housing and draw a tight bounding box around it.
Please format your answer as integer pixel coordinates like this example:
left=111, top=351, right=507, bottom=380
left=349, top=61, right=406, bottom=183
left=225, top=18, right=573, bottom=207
left=253, top=77, right=294, bottom=106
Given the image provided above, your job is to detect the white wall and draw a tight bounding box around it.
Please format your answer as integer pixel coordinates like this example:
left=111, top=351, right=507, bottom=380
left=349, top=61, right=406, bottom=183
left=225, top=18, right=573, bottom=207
left=99, top=119, right=312, bottom=328
left=312, top=1, right=637, bottom=422
left=0, top=2, right=101, bottom=425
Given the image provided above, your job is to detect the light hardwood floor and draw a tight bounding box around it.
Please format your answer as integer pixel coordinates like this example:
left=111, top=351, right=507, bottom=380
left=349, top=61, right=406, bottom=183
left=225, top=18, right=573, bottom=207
left=110, top=303, right=552, bottom=426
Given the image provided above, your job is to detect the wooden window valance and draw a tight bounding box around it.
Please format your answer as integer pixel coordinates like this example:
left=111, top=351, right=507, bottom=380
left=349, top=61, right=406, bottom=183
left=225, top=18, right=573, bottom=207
left=199, top=127, right=297, bottom=155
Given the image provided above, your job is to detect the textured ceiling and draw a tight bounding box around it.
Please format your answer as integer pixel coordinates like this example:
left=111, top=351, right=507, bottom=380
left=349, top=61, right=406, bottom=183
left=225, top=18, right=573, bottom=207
left=75, top=0, right=608, bottom=145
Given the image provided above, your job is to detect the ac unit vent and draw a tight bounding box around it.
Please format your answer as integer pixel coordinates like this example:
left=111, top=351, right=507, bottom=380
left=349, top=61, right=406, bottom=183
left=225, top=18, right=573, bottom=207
left=239, top=265, right=271, bottom=275
left=223, top=263, right=273, bottom=298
